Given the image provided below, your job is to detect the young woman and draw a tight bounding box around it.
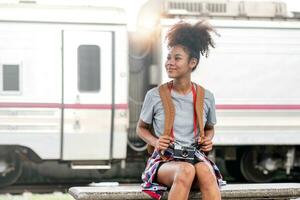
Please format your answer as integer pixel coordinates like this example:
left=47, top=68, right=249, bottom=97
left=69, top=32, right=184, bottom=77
left=137, top=21, right=225, bottom=200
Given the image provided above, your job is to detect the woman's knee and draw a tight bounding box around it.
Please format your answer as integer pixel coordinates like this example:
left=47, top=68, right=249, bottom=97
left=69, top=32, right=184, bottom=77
left=173, top=162, right=195, bottom=186
left=195, top=163, right=218, bottom=189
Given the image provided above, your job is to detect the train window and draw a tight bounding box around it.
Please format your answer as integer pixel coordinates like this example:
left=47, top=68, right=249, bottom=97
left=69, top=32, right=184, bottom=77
left=2, top=64, right=20, bottom=91
left=77, top=45, right=101, bottom=92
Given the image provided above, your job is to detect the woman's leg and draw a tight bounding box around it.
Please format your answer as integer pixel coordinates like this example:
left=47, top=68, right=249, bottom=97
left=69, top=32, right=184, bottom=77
left=157, top=161, right=195, bottom=200
left=194, top=162, right=221, bottom=200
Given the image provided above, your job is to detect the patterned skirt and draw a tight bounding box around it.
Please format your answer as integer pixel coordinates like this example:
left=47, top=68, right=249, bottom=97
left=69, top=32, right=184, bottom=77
left=141, top=148, right=226, bottom=200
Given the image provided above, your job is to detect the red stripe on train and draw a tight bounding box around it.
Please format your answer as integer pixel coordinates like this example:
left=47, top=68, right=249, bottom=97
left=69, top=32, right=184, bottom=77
left=0, top=103, right=128, bottom=109
left=216, top=105, right=300, bottom=110
left=64, top=104, right=128, bottom=109
left=0, top=103, right=300, bottom=110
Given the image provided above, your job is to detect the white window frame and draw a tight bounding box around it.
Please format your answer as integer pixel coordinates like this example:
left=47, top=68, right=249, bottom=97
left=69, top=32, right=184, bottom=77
left=0, top=62, right=22, bottom=95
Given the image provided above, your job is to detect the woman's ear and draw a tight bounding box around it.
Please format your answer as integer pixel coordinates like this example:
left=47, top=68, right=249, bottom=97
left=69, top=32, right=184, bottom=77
left=189, top=58, right=198, bottom=70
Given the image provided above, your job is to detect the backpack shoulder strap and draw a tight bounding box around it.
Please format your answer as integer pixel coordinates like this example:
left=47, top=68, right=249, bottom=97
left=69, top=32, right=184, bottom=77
left=195, top=83, right=205, bottom=143
left=158, top=82, right=175, bottom=137
left=158, top=82, right=205, bottom=140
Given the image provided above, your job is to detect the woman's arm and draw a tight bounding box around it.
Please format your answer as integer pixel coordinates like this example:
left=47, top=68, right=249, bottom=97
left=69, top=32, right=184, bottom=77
left=136, top=119, right=172, bottom=150
left=136, top=119, right=157, bottom=147
left=200, top=124, right=215, bottom=152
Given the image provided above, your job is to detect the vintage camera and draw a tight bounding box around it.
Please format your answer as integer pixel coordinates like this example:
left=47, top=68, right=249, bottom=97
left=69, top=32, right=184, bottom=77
left=173, top=144, right=196, bottom=162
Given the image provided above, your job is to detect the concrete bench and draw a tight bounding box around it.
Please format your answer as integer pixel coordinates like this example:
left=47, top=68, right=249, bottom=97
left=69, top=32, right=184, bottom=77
left=69, top=183, right=300, bottom=200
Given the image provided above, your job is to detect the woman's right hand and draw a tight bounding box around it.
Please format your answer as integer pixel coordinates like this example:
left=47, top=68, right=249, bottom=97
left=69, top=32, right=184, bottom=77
left=155, top=135, right=173, bottom=151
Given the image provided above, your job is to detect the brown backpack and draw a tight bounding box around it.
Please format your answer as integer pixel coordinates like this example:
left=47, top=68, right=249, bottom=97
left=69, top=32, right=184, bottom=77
left=147, top=81, right=205, bottom=154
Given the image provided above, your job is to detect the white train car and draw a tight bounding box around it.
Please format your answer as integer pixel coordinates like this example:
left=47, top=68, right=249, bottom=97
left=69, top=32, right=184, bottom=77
left=0, top=2, right=129, bottom=186
left=1, top=0, right=300, bottom=187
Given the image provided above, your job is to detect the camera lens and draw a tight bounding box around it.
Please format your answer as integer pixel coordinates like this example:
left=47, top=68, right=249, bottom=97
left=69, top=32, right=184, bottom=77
left=181, top=149, right=189, bottom=158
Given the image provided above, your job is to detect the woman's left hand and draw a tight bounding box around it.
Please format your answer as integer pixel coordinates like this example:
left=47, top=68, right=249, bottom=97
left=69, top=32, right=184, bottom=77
left=199, top=136, right=213, bottom=152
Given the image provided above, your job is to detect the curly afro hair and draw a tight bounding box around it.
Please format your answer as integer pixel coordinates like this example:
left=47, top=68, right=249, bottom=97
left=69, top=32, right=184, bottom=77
left=165, top=20, right=218, bottom=70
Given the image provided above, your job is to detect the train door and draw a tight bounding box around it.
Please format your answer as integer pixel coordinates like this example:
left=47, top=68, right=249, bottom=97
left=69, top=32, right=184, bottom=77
left=62, top=30, right=113, bottom=163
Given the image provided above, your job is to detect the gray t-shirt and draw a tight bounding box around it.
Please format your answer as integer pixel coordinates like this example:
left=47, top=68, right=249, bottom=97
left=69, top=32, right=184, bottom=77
left=140, top=86, right=217, bottom=147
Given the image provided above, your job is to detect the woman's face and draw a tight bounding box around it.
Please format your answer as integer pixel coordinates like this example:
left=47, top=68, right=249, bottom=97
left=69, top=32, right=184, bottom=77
left=165, top=45, right=197, bottom=79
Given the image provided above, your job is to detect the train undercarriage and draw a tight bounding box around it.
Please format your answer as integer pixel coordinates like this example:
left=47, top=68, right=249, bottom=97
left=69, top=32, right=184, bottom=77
left=1, top=145, right=300, bottom=188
